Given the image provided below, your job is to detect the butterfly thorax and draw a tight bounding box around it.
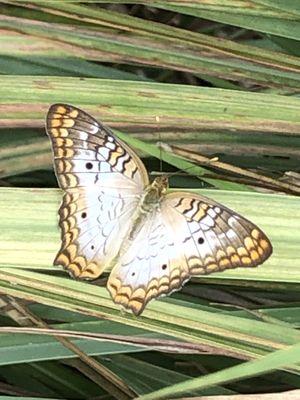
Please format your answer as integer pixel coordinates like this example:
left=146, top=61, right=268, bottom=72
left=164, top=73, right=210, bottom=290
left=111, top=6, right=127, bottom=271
left=140, top=175, right=169, bottom=213
left=124, top=176, right=168, bottom=244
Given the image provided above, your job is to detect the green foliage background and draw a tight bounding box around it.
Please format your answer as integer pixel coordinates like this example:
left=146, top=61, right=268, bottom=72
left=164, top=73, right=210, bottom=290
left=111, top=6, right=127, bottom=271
left=0, top=1, right=299, bottom=399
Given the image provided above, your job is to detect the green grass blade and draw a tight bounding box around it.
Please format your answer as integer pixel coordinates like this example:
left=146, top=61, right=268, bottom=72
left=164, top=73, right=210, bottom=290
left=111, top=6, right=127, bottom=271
left=0, top=2, right=299, bottom=398
left=0, top=188, right=299, bottom=365
left=1, top=77, right=299, bottom=133
left=137, top=341, right=300, bottom=399
left=1, top=4, right=300, bottom=88
left=99, top=354, right=235, bottom=396
left=0, top=320, right=157, bottom=365
left=0, top=77, right=299, bottom=180
left=114, top=128, right=247, bottom=190
left=20, top=1, right=299, bottom=40
left=0, top=187, right=298, bottom=282
left=255, top=1, right=300, bottom=16
left=107, top=1, right=300, bottom=41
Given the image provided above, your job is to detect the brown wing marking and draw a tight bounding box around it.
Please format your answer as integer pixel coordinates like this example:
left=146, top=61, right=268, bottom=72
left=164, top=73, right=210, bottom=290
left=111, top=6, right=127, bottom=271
left=108, top=260, right=189, bottom=316
left=54, top=190, right=103, bottom=280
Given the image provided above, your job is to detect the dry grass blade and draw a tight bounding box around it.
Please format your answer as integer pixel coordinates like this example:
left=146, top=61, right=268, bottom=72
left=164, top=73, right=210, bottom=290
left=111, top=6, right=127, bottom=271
left=0, top=382, right=44, bottom=397
left=0, top=295, right=136, bottom=399
left=1, top=3, right=300, bottom=88
left=1, top=77, right=300, bottom=133
left=180, top=389, right=300, bottom=400
left=161, top=143, right=300, bottom=195
left=0, top=326, right=249, bottom=359
left=142, top=1, right=300, bottom=40
left=137, top=341, right=300, bottom=399
left=0, top=2, right=299, bottom=398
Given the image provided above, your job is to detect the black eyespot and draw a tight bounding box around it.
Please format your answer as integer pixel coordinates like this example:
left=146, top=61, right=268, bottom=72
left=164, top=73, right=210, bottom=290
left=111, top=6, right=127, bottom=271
left=131, top=272, right=135, bottom=277
left=198, top=237, right=204, bottom=244
left=162, top=264, right=167, bottom=270
left=81, top=212, right=87, bottom=218
left=85, top=162, right=93, bottom=170
left=91, top=245, right=94, bottom=250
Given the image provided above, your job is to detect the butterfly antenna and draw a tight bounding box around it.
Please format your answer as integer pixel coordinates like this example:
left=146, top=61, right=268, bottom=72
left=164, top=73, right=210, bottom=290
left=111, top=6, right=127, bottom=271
left=166, top=165, right=198, bottom=179
left=156, top=116, right=163, bottom=173
left=153, top=142, right=218, bottom=180
left=152, top=143, right=196, bottom=178
left=160, top=140, right=163, bottom=173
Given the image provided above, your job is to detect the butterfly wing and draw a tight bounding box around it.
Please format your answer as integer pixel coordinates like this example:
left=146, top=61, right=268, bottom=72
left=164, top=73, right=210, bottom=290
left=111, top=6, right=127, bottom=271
left=164, top=191, right=272, bottom=274
left=107, top=192, right=272, bottom=315
left=46, top=104, right=149, bottom=279
left=107, top=209, right=185, bottom=315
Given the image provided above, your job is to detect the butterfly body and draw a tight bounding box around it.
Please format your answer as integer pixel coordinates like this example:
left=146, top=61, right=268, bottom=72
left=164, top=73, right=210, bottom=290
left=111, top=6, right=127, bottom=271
left=46, top=104, right=272, bottom=316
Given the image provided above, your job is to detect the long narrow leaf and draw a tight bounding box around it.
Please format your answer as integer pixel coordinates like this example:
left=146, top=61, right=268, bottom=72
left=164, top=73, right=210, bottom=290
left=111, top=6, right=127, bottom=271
left=1, top=4, right=300, bottom=88
left=137, top=341, right=300, bottom=399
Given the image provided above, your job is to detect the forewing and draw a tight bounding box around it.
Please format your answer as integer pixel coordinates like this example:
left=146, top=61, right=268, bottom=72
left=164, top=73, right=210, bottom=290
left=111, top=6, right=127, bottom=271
left=46, top=104, right=148, bottom=279
left=46, top=103, right=149, bottom=191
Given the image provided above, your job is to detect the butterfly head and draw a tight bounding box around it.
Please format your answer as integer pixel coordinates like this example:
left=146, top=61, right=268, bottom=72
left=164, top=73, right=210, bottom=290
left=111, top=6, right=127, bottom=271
left=151, top=175, right=169, bottom=196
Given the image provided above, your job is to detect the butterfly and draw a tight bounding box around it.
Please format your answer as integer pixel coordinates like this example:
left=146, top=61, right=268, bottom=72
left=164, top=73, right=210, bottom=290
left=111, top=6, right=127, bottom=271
left=46, top=104, right=272, bottom=316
